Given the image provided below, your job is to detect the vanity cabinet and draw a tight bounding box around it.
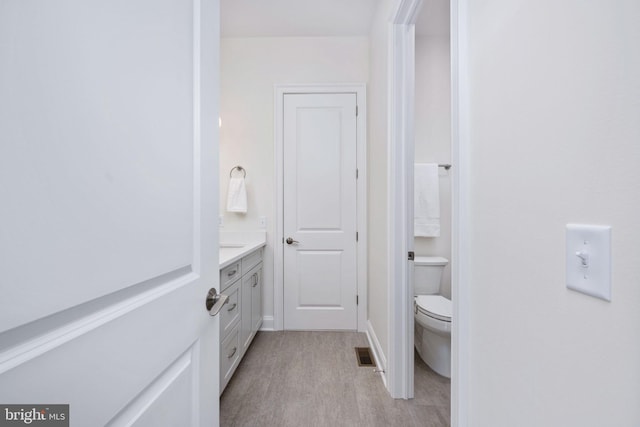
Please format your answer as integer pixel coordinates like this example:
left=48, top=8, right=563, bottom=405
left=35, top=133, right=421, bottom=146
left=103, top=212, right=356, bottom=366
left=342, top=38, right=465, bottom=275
left=219, top=247, right=263, bottom=394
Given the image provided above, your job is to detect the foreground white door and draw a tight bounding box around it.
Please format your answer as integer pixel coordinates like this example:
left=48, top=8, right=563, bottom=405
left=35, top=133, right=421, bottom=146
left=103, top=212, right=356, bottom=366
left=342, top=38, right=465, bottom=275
left=283, top=93, right=358, bottom=330
left=0, top=1, right=221, bottom=426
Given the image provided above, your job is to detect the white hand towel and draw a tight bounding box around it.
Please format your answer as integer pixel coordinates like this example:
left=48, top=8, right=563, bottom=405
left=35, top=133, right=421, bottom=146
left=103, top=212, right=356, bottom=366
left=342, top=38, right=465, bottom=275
left=414, top=163, right=440, bottom=237
left=226, top=177, right=247, bottom=213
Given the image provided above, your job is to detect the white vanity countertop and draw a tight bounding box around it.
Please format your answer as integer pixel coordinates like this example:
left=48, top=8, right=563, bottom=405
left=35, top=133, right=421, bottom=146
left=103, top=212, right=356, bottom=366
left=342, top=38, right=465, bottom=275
left=219, top=231, right=266, bottom=269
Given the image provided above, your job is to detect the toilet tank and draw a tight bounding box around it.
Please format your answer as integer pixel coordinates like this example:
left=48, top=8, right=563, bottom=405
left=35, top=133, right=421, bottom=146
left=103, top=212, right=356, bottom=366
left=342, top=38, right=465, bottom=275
left=414, top=256, right=448, bottom=295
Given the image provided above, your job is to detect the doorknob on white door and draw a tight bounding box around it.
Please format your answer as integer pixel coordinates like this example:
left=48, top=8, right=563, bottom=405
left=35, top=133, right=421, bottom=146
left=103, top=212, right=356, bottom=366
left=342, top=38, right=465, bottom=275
left=286, top=237, right=299, bottom=245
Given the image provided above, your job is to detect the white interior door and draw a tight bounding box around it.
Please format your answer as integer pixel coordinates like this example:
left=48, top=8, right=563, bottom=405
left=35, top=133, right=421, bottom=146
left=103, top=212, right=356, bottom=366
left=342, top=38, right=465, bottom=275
left=0, top=0, right=221, bottom=426
left=283, top=93, right=358, bottom=330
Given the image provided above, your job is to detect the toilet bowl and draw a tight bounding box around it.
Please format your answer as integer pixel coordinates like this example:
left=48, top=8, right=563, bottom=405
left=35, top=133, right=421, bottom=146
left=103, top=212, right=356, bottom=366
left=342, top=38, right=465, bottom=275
left=414, top=256, right=451, bottom=378
left=414, top=294, right=451, bottom=377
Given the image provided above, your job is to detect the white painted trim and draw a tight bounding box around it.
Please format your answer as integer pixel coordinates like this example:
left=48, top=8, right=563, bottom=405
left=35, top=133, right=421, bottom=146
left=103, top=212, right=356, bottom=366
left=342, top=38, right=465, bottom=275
left=388, top=0, right=470, bottom=422
left=366, top=320, right=387, bottom=387
left=273, top=84, right=368, bottom=332
left=387, top=0, right=423, bottom=400
left=450, top=0, right=470, bottom=424
left=260, top=315, right=274, bottom=331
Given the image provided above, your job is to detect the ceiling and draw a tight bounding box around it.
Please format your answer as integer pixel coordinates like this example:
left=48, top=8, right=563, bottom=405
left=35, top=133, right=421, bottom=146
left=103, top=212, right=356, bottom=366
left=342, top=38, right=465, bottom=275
left=220, top=0, right=449, bottom=38
left=221, top=0, right=380, bottom=37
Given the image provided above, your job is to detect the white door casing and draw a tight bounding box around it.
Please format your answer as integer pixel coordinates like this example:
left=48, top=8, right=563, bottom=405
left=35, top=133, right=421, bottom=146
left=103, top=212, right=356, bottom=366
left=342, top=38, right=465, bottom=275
left=0, top=0, right=221, bottom=425
left=388, top=0, right=470, bottom=424
left=387, top=0, right=421, bottom=400
left=274, top=84, right=367, bottom=333
left=282, top=93, right=358, bottom=330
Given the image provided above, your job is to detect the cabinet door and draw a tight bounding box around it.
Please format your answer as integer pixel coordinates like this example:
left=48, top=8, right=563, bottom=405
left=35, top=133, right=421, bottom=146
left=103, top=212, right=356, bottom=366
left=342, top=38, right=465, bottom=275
left=240, top=269, right=254, bottom=353
left=251, top=266, right=263, bottom=333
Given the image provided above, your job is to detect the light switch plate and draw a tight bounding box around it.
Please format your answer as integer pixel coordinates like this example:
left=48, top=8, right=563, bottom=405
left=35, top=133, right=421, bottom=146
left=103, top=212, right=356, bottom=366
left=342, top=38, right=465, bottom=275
left=566, top=224, right=611, bottom=301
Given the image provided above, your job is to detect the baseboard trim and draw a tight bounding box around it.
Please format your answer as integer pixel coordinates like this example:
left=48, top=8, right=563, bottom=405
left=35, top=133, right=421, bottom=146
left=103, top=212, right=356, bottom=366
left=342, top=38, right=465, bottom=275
left=366, top=320, right=387, bottom=388
left=259, top=315, right=274, bottom=331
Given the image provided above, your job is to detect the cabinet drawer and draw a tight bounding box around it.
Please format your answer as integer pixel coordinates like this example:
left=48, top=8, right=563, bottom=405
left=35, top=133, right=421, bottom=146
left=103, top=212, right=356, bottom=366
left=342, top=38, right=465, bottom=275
left=241, top=248, right=263, bottom=273
left=220, top=279, right=240, bottom=338
left=220, top=261, right=241, bottom=291
left=220, top=323, right=241, bottom=393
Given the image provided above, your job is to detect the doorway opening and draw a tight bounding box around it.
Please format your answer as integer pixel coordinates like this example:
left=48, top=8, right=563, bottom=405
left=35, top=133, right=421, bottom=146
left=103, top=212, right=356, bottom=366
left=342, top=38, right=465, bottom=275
left=387, top=0, right=470, bottom=424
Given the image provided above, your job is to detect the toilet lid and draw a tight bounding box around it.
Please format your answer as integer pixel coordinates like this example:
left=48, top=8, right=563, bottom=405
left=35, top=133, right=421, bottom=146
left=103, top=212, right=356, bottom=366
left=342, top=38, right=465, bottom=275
left=415, top=295, right=452, bottom=322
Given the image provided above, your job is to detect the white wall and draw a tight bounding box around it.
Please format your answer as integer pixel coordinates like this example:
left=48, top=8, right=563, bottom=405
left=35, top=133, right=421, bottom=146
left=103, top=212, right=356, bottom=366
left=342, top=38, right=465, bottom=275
left=467, top=1, right=640, bottom=425
left=220, top=36, right=369, bottom=326
left=414, top=34, right=452, bottom=298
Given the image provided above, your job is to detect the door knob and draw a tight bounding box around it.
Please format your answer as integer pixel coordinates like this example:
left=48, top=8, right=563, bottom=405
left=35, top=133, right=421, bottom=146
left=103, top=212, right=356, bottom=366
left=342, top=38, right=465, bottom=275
left=286, top=237, right=299, bottom=245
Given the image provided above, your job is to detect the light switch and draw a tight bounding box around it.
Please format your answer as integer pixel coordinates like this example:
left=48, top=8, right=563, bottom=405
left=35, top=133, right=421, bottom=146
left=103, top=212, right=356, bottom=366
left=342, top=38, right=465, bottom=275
left=566, top=224, right=611, bottom=301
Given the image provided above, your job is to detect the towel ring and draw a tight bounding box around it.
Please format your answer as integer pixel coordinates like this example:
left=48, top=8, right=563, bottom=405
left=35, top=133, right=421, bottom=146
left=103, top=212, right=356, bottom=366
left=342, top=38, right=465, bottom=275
left=229, top=165, right=246, bottom=178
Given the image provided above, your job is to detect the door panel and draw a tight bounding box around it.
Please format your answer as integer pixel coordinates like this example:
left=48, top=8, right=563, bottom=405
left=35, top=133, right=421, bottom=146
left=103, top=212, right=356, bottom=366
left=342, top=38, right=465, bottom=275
left=283, top=93, right=357, bottom=330
left=297, top=251, right=343, bottom=306
left=109, top=349, right=194, bottom=427
left=296, top=109, right=343, bottom=230
left=0, top=0, right=220, bottom=425
left=0, top=0, right=195, bottom=332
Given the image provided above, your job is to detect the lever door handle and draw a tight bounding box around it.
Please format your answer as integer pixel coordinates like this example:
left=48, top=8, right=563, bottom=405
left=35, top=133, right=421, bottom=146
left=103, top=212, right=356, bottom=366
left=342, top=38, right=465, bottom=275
left=286, top=237, right=299, bottom=245
left=205, top=288, right=229, bottom=317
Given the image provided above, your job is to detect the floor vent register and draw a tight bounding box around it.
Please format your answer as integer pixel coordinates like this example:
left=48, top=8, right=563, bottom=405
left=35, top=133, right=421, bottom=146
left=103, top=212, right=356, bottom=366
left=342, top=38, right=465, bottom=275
left=354, top=347, right=376, bottom=367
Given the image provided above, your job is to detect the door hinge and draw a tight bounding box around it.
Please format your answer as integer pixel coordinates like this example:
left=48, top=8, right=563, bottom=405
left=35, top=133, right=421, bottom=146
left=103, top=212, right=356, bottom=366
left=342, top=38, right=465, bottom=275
left=356, top=105, right=359, bottom=117
left=356, top=232, right=359, bottom=242
left=356, top=168, right=359, bottom=179
left=408, top=251, right=415, bottom=261
left=356, top=295, right=359, bottom=305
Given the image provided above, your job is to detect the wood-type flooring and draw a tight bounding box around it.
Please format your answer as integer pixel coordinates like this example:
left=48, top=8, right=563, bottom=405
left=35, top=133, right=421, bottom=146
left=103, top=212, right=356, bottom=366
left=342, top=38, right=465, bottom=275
left=220, top=331, right=450, bottom=427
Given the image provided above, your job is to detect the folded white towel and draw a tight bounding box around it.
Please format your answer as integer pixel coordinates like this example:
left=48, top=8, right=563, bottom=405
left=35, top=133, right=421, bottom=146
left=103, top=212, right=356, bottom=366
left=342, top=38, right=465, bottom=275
left=414, top=163, right=440, bottom=237
left=226, top=177, right=247, bottom=213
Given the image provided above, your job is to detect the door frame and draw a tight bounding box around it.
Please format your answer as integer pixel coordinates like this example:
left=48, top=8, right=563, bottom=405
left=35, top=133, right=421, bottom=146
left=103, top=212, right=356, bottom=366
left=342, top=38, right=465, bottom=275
left=273, top=84, right=367, bottom=332
left=387, top=0, right=470, bottom=425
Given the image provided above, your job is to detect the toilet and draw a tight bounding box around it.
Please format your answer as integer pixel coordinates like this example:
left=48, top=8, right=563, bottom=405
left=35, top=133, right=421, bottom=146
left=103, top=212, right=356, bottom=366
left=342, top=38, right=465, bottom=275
left=414, top=256, right=452, bottom=378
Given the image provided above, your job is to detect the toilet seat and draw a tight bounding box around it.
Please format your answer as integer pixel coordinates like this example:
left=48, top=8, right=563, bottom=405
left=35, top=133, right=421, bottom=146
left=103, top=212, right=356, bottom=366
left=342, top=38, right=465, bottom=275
left=415, top=295, right=451, bottom=322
